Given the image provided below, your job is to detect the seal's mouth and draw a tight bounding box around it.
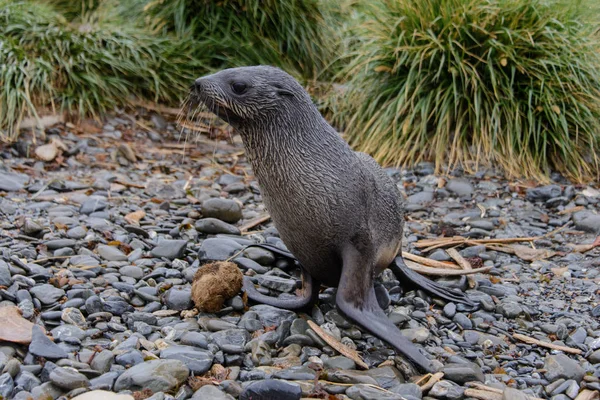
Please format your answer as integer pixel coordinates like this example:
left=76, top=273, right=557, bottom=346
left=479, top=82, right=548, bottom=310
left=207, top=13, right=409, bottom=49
left=189, top=79, right=240, bottom=124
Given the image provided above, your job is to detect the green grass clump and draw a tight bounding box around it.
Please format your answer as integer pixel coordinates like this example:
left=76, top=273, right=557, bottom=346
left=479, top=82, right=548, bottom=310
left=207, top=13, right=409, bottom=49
left=337, top=0, right=600, bottom=183
left=143, top=0, right=338, bottom=80
left=0, top=0, right=200, bottom=142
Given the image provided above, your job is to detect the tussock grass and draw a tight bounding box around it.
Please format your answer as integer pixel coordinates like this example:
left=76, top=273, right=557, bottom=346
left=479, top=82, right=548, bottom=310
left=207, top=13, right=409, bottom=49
left=0, top=0, right=200, bottom=142
left=336, top=0, right=600, bottom=182
left=143, top=0, right=337, bottom=79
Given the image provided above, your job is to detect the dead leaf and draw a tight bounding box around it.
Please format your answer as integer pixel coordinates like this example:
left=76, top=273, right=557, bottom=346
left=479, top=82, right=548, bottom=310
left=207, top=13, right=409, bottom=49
left=124, top=210, right=146, bottom=225
left=79, top=119, right=102, bottom=134
left=0, top=306, right=36, bottom=344
left=374, top=65, right=392, bottom=73
left=35, top=142, right=59, bottom=161
left=511, top=245, right=556, bottom=261
left=568, top=236, right=600, bottom=253
left=118, top=144, right=137, bottom=163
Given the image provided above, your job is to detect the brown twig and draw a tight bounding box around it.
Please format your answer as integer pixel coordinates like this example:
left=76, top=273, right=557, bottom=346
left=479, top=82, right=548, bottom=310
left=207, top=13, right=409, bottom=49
left=446, top=248, right=476, bottom=288
left=238, top=214, right=272, bottom=233
left=405, top=260, right=492, bottom=276
left=307, top=320, right=369, bottom=369
left=467, top=383, right=545, bottom=400
left=416, top=372, right=444, bottom=392
left=512, top=333, right=582, bottom=354
left=402, top=252, right=461, bottom=269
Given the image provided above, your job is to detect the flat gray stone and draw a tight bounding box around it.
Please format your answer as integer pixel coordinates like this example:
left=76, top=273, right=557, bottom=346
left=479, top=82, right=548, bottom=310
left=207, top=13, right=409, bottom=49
left=97, top=244, right=127, bottom=262
left=441, top=362, right=485, bottom=384
left=346, top=384, right=406, bottom=400
left=49, top=366, right=90, bottom=389
left=0, top=172, right=29, bottom=191
left=113, top=359, right=189, bottom=392
left=192, top=384, right=235, bottom=399
left=544, top=354, right=585, bottom=382
left=159, top=345, right=213, bottom=374
left=29, top=325, right=68, bottom=359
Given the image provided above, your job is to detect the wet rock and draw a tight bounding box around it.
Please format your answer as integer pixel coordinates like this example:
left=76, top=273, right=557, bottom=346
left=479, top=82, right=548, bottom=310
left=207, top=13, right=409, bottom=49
left=407, top=190, right=434, bottom=204
left=441, top=363, right=485, bottom=384
left=30, top=284, right=65, bottom=305
left=0, top=171, right=29, bottom=191
left=201, top=198, right=243, bottom=223
left=572, top=210, right=600, bottom=234
left=113, top=359, right=189, bottom=392
left=160, top=346, right=213, bottom=374
left=195, top=218, right=241, bottom=235
left=198, top=238, right=243, bottom=261
left=0, top=261, right=11, bottom=287
left=49, top=366, right=90, bottom=389
left=0, top=373, right=14, bottom=398
left=258, top=275, right=296, bottom=292
left=250, top=305, right=296, bottom=327
left=151, top=239, right=188, bottom=260
left=526, top=185, right=562, bottom=201
left=163, top=287, right=192, bottom=311
left=347, top=384, right=406, bottom=400
left=97, top=244, right=128, bottom=261
left=80, top=197, right=108, bottom=214
left=497, top=302, right=523, bottom=318
left=429, top=380, right=464, bottom=399
left=239, top=379, right=302, bottom=400
left=400, top=327, right=430, bottom=343
left=29, top=325, right=68, bottom=359
left=192, top=384, right=235, bottom=400
left=446, top=179, right=474, bottom=196
left=544, top=354, right=584, bottom=382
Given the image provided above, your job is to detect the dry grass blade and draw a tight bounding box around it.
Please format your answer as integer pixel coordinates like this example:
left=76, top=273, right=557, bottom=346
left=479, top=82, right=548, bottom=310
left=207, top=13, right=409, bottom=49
left=307, top=320, right=368, bottom=369
left=512, top=333, right=582, bottom=354
left=239, top=214, right=272, bottom=233
left=405, top=260, right=492, bottom=276
left=402, top=252, right=461, bottom=269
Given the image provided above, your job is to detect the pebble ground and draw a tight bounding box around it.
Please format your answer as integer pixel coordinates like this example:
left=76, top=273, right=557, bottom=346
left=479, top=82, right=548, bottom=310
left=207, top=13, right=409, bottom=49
left=0, top=112, right=599, bottom=400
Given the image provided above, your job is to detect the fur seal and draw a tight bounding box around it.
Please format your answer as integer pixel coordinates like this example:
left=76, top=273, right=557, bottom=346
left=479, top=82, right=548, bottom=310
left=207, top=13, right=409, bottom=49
left=192, top=66, right=474, bottom=373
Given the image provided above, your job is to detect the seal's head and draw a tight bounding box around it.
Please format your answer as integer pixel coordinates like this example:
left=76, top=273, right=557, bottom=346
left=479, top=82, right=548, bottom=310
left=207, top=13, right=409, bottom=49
left=192, top=66, right=312, bottom=128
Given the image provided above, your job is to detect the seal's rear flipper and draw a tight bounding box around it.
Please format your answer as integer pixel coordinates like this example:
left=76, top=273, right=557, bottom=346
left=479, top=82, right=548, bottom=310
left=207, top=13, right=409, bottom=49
left=389, top=257, right=476, bottom=308
left=337, top=245, right=437, bottom=374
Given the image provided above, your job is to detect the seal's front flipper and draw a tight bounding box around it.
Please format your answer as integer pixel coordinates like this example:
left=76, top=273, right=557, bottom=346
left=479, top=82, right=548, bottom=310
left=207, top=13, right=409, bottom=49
left=244, top=243, right=297, bottom=261
left=389, top=257, right=476, bottom=308
left=243, top=268, right=319, bottom=310
left=336, top=246, right=436, bottom=374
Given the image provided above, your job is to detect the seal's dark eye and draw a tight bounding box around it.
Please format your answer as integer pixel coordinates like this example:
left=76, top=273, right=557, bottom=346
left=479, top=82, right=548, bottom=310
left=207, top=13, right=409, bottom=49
left=231, top=82, right=247, bottom=95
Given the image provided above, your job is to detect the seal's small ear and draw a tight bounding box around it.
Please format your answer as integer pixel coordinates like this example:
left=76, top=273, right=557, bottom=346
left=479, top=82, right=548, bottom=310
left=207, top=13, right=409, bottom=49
left=273, top=83, right=294, bottom=98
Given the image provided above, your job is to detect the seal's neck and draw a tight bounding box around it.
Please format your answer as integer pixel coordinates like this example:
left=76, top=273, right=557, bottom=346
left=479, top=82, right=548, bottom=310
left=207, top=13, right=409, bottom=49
left=238, top=104, right=352, bottom=175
